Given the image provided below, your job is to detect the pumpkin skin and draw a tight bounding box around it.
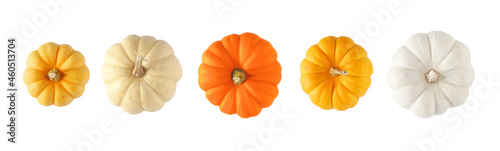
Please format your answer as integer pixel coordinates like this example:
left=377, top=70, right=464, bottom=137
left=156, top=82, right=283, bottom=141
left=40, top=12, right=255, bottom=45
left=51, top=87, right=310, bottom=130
left=300, top=36, right=373, bottom=110
left=23, top=42, right=90, bottom=106
left=102, top=35, right=182, bottom=114
left=388, top=31, right=474, bottom=118
left=198, top=33, right=282, bottom=118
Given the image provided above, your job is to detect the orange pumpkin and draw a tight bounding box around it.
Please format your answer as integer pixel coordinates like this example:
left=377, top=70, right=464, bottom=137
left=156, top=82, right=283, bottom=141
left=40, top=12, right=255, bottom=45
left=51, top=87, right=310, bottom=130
left=198, top=33, right=282, bottom=118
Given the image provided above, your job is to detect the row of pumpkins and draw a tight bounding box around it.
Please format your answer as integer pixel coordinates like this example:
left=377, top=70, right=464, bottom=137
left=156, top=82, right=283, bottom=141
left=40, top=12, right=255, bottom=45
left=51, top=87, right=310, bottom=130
left=23, top=31, right=474, bottom=118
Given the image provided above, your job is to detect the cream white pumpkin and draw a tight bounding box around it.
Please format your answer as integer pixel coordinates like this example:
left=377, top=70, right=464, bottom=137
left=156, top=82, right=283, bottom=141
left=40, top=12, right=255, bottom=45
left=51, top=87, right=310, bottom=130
left=388, top=31, right=474, bottom=118
left=102, top=35, right=182, bottom=114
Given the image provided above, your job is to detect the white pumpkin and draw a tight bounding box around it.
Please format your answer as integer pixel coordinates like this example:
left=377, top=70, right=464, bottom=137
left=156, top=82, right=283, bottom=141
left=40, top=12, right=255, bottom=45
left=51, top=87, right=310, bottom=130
left=102, top=35, right=182, bottom=114
left=388, top=31, right=474, bottom=118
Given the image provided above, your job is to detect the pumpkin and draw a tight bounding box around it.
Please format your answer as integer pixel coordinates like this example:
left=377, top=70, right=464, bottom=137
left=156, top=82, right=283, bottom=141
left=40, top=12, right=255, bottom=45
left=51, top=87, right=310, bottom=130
left=198, top=33, right=282, bottom=118
left=388, top=31, right=474, bottom=118
left=23, top=42, right=90, bottom=106
left=300, top=36, right=373, bottom=110
left=102, top=35, right=182, bottom=114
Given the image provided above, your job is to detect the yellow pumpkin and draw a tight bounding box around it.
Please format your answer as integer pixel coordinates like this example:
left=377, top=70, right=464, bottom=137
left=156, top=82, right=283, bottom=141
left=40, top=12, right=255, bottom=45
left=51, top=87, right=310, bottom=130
left=23, top=42, right=90, bottom=106
left=300, top=36, right=373, bottom=110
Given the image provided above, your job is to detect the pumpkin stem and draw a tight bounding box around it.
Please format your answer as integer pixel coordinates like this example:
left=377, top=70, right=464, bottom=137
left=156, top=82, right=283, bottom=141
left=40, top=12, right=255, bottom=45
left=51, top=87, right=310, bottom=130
left=47, top=68, right=61, bottom=82
left=425, top=69, right=440, bottom=84
left=329, top=67, right=347, bottom=77
left=132, top=53, right=147, bottom=78
left=232, top=68, right=246, bottom=85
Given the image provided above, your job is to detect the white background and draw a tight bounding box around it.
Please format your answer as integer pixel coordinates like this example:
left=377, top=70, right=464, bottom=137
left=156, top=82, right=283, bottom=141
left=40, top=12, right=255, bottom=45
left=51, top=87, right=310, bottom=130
left=1, top=0, right=500, bottom=151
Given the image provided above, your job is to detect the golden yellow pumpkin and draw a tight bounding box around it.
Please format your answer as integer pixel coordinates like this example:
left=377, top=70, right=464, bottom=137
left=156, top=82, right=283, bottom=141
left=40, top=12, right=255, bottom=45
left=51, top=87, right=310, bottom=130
left=300, top=36, right=373, bottom=110
left=23, top=42, right=90, bottom=106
